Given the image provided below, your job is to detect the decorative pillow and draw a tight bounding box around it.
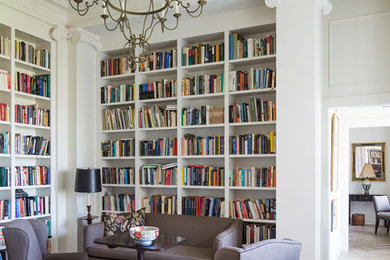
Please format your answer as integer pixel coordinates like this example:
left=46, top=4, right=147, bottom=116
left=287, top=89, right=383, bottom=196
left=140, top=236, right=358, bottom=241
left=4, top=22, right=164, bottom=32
left=102, top=208, right=145, bottom=236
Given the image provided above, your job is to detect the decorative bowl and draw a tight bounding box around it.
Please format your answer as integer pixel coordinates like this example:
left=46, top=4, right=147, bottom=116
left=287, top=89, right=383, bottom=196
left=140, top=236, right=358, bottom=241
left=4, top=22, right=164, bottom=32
left=129, top=226, right=159, bottom=246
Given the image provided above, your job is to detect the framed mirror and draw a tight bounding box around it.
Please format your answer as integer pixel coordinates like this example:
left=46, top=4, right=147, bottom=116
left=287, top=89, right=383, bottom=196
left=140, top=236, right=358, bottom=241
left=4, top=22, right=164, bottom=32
left=352, top=142, right=386, bottom=181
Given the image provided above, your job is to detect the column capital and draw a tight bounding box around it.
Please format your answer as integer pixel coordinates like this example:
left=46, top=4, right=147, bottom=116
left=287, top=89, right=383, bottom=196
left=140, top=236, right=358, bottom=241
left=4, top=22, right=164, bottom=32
left=265, top=0, right=332, bottom=15
left=49, top=24, right=68, bottom=42
left=265, top=0, right=281, bottom=8
left=67, top=28, right=102, bottom=51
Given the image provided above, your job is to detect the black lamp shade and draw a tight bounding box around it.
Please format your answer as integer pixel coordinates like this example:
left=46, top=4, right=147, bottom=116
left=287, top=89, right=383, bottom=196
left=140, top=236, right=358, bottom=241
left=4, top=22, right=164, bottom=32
left=74, top=168, right=102, bottom=193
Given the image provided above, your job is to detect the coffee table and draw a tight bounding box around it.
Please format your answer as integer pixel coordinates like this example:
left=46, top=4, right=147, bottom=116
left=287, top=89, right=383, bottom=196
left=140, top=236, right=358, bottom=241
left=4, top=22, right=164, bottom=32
left=94, top=233, right=185, bottom=260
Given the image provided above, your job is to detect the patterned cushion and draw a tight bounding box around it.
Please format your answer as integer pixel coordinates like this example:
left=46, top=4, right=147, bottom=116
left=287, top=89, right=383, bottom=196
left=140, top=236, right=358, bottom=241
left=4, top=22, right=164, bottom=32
left=102, top=208, right=145, bottom=236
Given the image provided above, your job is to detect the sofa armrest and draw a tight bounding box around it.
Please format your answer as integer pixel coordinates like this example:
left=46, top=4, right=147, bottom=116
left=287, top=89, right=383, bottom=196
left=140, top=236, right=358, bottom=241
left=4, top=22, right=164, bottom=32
left=214, top=246, right=243, bottom=260
left=84, top=222, right=104, bottom=250
left=213, top=220, right=242, bottom=256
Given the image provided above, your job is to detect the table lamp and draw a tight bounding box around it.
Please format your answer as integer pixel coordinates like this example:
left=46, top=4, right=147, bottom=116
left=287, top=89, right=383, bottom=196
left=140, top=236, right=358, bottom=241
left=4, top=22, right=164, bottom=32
left=358, top=163, right=376, bottom=195
left=74, top=168, right=102, bottom=224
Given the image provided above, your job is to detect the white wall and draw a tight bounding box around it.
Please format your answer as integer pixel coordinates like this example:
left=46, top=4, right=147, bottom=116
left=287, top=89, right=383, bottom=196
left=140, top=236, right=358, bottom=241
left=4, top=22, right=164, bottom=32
left=349, top=127, right=390, bottom=224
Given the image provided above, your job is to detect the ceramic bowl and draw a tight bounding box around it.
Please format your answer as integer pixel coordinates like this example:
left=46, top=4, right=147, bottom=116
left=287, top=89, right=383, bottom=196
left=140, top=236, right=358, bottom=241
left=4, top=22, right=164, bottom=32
left=129, top=226, right=159, bottom=246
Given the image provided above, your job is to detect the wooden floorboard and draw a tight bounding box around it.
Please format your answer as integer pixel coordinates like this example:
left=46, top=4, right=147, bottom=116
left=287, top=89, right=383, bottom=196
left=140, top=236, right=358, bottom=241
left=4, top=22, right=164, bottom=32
left=339, top=225, right=390, bottom=260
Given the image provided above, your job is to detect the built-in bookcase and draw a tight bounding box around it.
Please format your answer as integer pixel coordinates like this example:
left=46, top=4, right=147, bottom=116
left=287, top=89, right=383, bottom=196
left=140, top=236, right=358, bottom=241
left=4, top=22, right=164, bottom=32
left=0, top=22, right=55, bottom=248
left=98, top=23, right=276, bottom=244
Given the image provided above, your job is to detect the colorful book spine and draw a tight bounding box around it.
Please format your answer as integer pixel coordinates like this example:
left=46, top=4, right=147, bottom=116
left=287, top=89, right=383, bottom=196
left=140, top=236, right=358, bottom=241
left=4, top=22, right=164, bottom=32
left=229, top=198, right=276, bottom=220
left=229, top=132, right=276, bottom=155
left=15, top=166, right=50, bottom=186
left=0, top=201, right=10, bottom=221
left=100, top=57, right=133, bottom=77
left=15, top=72, right=50, bottom=97
left=102, top=106, right=135, bottom=130
left=14, top=134, right=50, bottom=156
left=0, top=132, right=10, bottom=154
left=0, top=35, right=11, bottom=57
left=182, top=42, right=224, bottom=66
left=140, top=163, right=177, bottom=185
left=181, top=134, right=224, bottom=156
left=181, top=106, right=224, bottom=126
left=15, top=196, right=50, bottom=218
left=229, top=98, right=276, bottom=123
left=141, top=195, right=177, bottom=214
left=140, top=138, right=177, bottom=156
left=230, top=166, right=276, bottom=187
left=139, top=105, right=177, bottom=128
left=102, top=193, right=135, bottom=212
left=0, top=167, right=10, bottom=187
left=182, top=165, right=224, bottom=186
left=0, top=103, right=9, bottom=122
left=15, top=40, right=50, bottom=68
left=182, top=196, right=224, bottom=217
left=139, top=49, right=177, bottom=71
left=15, top=104, right=50, bottom=127
left=101, top=84, right=134, bottom=104
left=0, top=69, right=11, bottom=90
left=229, top=33, right=275, bottom=60
left=182, top=74, right=224, bottom=96
left=229, top=68, right=275, bottom=91
left=139, top=79, right=177, bottom=100
left=243, top=223, right=276, bottom=244
left=102, top=167, right=135, bottom=185
left=101, top=138, right=135, bottom=157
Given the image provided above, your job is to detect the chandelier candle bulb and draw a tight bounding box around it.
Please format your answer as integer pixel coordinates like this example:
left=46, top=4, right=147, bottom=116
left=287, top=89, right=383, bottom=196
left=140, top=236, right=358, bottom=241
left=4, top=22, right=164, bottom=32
left=175, top=2, right=179, bottom=13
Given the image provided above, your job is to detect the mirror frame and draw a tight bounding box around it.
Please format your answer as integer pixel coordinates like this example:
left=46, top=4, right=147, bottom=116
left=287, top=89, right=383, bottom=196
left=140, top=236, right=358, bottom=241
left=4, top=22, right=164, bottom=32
left=351, top=142, right=386, bottom=181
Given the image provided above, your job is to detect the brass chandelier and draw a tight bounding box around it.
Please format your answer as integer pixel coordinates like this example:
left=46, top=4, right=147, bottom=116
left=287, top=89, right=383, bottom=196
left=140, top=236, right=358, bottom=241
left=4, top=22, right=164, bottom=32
left=69, top=0, right=207, bottom=68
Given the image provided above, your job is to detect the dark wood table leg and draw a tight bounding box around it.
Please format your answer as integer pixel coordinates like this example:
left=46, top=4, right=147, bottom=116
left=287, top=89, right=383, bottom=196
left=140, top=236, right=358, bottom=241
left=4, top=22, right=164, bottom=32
left=137, top=249, right=145, bottom=260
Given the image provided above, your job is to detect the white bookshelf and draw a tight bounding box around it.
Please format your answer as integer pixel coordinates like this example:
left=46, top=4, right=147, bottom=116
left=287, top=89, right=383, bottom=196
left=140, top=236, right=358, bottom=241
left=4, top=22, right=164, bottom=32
left=0, top=22, right=55, bottom=247
left=97, top=24, right=277, bottom=241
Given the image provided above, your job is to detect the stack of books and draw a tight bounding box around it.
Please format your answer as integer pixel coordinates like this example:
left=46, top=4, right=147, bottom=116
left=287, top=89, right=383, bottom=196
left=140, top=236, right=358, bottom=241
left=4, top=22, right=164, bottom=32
left=182, top=165, right=224, bottom=186
left=15, top=40, right=50, bottom=68
left=141, top=195, right=177, bottom=214
left=102, top=106, right=135, bottom=130
left=0, top=103, right=9, bottom=122
left=100, top=57, right=133, bottom=77
left=139, top=49, right=177, bottom=71
left=182, top=196, right=224, bottom=217
left=102, top=193, right=135, bottom=212
left=182, top=42, right=224, bottom=66
left=182, top=134, right=224, bottom=156
left=0, top=69, right=10, bottom=90
left=230, top=166, right=276, bottom=187
left=140, top=163, right=177, bottom=185
left=0, top=132, right=10, bottom=154
left=140, top=138, right=177, bottom=156
left=181, top=106, right=224, bottom=126
left=139, top=79, right=177, bottom=100
left=139, top=105, right=177, bottom=128
left=101, top=84, right=134, bottom=104
left=102, top=167, right=135, bottom=185
left=15, top=104, right=50, bottom=126
left=15, top=166, right=50, bottom=186
left=229, top=68, right=275, bottom=91
left=0, top=36, right=10, bottom=57
left=182, top=74, right=224, bottom=96
left=229, top=97, right=276, bottom=123
left=15, top=134, right=50, bottom=156
left=229, top=33, right=275, bottom=59
left=230, top=198, right=276, bottom=220
left=0, top=167, right=10, bottom=187
left=15, top=72, right=50, bottom=97
left=229, top=132, right=276, bottom=155
left=243, top=223, right=276, bottom=244
left=101, top=138, right=135, bottom=158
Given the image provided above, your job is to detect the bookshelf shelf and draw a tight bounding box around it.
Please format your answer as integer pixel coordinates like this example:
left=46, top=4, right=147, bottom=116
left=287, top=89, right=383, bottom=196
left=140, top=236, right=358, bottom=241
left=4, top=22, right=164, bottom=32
left=15, top=123, right=50, bottom=130
left=101, top=101, right=135, bottom=107
left=0, top=154, right=11, bottom=158
left=181, top=92, right=224, bottom=100
left=229, top=121, right=276, bottom=127
left=101, top=129, right=135, bottom=134
left=0, top=187, right=11, bottom=191
left=98, top=23, right=277, bottom=244
left=102, top=210, right=132, bottom=213
left=15, top=155, right=51, bottom=159
left=16, top=185, right=51, bottom=189
left=138, top=67, right=177, bottom=77
left=238, top=218, right=276, bottom=224
left=101, top=156, right=135, bottom=160
left=16, top=214, right=51, bottom=220
left=0, top=89, right=10, bottom=93
left=0, top=54, right=10, bottom=61
left=100, top=73, right=135, bottom=81
left=139, top=97, right=177, bottom=103
left=182, top=61, right=224, bottom=72
left=0, top=121, right=10, bottom=126
left=181, top=124, right=224, bottom=129
left=15, top=59, right=51, bottom=73
left=229, top=54, right=276, bottom=66
left=15, top=91, right=51, bottom=101
left=0, top=219, right=11, bottom=224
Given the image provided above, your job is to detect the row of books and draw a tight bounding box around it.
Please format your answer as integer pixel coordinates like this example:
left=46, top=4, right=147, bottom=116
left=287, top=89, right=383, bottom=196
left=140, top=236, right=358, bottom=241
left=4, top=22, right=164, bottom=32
left=102, top=167, right=135, bottom=185
left=140, top=138, right=178, bottom=156
left=0, top=103, right=9, bottom=122
left=229, top=98, right=276, bottom=123
left=141, top=195, right=177, bottom=214
left=182, top=135, right=224, bottom=156
left=15, top=104, right=50, bottom=127
left=140, top=163, right=177, bottom=185
left=243, top=223, right=276, bottom=245
left=0, top=69, right=10, bottom=90
left=15, top=41, right=51, bottom=69
left=15, top=134, right=50, bottom=156
left=229, top=33, right=275, bottom=60
left=0, top=36, right=10, bottom=57
left=102, top=193, right=135, bottom=212
left=101, top=84, right=134, bottom=104
left=0, top=132, right=10, bottom=154
left=101, top=138, right=135, bottom=158
left=139, top=80, right=177, bottom=100
left=230, top=166, right=276, bottom=187
left=15, top=195, right=50, bottom=218
left=182, top=43, right=225, bottom=66
left=182, top=165, right=224, bottom=186
left=229, top=68, right=275, bottom=91
left=102, top=106, right=135, bottom=130
left=229, top=132, right=276, bottom=155
left=182, top=74, right=224, bottom=96
left=15, top=166, right=50, bottom=186
left=0, top=168, right=10, bottom=187
left=181, top=106, right=224, bottom=126
left=230, top=198, right=276, bottom=220
left=139, top=105, right=177, bottom=128
left=15, top=72, right=50, bottom=98
left=100, top=57, right=133, bottom=77
left=139, top=50, right=177, bottom=72
left=182, top=196, right=224, bottom=217
left=0, top=201, right=10, bottom=220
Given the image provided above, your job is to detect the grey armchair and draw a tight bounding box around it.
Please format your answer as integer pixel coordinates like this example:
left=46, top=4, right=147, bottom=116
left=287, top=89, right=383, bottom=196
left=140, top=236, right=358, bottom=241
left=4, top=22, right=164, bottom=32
left=3, top=219, right=88, bottom=260
left=214, top=239, right=301, bottom=260
left=373, top=195, right=390, bottom=234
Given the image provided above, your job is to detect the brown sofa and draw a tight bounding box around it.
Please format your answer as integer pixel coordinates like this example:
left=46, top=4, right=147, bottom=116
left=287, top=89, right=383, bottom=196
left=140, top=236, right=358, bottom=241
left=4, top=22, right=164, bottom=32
left=84, top=213, right=242, bottom=260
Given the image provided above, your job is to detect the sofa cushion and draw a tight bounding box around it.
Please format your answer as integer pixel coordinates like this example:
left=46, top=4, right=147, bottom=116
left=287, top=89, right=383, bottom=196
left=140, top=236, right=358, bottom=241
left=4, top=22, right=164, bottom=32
left=87, top=244, right=212, bottom=260
left=102, top=208, right=145, bottom=236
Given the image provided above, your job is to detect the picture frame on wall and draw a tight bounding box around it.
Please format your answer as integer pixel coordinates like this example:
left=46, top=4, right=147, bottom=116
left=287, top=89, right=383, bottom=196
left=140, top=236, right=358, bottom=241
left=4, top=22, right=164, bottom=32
left=331, top=199, right=338, bottom=232
left=331, top=113, right=340, bottom=192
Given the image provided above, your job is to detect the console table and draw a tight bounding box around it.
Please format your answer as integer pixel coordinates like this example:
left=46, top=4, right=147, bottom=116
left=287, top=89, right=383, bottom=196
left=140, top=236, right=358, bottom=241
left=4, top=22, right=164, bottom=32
left=349, top=194, right=384, bottom=224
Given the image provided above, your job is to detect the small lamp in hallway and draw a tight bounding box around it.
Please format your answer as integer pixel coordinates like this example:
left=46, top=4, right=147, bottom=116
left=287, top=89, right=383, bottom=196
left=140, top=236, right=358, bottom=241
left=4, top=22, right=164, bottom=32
left=75, top=168, right=102, bottom=224
left=359, top=163, right=376, bottom=195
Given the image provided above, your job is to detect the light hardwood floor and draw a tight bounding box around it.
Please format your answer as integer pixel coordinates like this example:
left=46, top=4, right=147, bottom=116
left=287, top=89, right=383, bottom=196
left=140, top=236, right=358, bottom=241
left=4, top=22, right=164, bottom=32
left=339, top=225, right=390, bottom=260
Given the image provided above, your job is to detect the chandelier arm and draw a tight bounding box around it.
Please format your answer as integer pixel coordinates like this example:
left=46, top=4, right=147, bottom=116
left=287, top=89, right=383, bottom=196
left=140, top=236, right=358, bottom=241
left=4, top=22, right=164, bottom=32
left=144, top=18, right=163, bottom=42
left=68, top=0, right=99, bottom=16
left=106, top=0, right=169, bottom=16
left=161, top=15, right=180, bottom=31
left=142, top=0, right=155, bottom=34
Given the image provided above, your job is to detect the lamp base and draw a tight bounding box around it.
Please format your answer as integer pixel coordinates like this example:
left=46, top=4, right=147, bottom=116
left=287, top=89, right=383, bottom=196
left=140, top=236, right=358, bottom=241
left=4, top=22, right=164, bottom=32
left=362, top=183, right=371, bottom=195
left=80, top=205, right=98, bottom=225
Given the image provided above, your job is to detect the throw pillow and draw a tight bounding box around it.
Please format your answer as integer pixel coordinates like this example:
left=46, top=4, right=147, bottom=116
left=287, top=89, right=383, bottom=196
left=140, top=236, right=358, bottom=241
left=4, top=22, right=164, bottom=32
left=102, top=208, right=145, bottom=236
